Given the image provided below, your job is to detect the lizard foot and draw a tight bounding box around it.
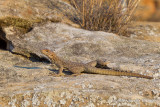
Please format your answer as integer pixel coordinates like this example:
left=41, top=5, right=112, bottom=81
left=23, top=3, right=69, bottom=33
left=49, top=72, right=65, bottom=77
left=65, top=73, right=82, bottom=77
left=56, top=72, right=66, bottom=77
left=71, top=73, right=82, bottom=77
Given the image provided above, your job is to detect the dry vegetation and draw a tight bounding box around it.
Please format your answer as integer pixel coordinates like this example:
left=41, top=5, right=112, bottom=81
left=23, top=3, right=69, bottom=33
left=69, top=0, right=140, bottom=35
left=0, top=17, right=44, bottom=34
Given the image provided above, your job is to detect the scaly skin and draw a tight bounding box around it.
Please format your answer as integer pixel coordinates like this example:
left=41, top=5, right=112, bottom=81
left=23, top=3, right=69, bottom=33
left=41, top=49, right=153, bottom=79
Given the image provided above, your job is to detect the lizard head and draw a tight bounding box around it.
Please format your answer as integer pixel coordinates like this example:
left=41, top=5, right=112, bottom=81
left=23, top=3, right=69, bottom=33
left=41, top=49, right=56, bottom=59
left=41, top=49, right=62, bottom=63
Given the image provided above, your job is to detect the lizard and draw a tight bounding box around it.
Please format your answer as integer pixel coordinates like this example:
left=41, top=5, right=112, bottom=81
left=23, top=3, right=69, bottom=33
left=41, top=49, right=153, bottom=79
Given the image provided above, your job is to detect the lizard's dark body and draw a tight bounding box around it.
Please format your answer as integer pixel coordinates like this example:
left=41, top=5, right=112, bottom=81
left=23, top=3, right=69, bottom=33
left=41, top=49, right=153, bottom=79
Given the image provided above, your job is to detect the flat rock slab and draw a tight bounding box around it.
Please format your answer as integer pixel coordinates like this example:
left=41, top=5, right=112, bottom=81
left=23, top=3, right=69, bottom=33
left=0, top=51, right=160, bottom=106
left=0, top=22, right=160, bottom=106
left=3, top=22, right=160, bottom=77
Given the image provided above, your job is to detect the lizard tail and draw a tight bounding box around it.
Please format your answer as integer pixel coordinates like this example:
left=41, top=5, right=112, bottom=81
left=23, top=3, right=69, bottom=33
left=85, top=66, right=153, bottom=79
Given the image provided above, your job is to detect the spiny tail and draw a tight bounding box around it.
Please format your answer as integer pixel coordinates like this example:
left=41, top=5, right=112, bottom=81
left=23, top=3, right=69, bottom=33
left=85, top=66, right=153, bottom=79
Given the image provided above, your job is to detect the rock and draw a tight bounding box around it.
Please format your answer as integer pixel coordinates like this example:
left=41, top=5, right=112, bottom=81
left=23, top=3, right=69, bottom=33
left=0, top=22, right=160, bottom=106
left=0, top=0, right=80, bottom=50
left=3, top=22, right=119, bottom=59
left=0, top=0, right=159, bottom=106
left=128, top=21, right=160, bottom=42
left=0, top=50, right=51, bottom=85
left=0, top=0, right=80, bottom=28
left=2, top=22, right=160, bottom=76
left=0, top=50, right=160, bottom=106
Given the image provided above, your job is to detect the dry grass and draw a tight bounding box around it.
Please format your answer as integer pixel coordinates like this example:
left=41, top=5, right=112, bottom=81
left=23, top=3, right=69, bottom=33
left=69, top=0, right=140, bottom=35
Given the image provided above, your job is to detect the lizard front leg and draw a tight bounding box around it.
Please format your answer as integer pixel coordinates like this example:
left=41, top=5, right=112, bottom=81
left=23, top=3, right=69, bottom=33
left=49, top=66, right=65, bottom=77
left=57, top=66, right=65, bottom=76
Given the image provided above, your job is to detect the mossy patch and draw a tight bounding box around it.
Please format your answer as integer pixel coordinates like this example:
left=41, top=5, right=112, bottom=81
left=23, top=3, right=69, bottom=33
left=0, top=17, right=43, bottom=33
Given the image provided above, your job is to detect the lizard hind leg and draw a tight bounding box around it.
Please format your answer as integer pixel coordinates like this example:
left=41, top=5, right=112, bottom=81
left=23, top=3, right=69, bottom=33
left=69, top=67, right=85, bottom=76
left=98, top=60, right=110, bottom=65
left=86, top=60, right=110, bottom=68
left=86, top=61, right=97, bottom=67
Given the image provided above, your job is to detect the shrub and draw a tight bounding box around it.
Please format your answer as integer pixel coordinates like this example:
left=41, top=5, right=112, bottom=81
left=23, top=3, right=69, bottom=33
left=69, top=0, right=140, bottom=35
